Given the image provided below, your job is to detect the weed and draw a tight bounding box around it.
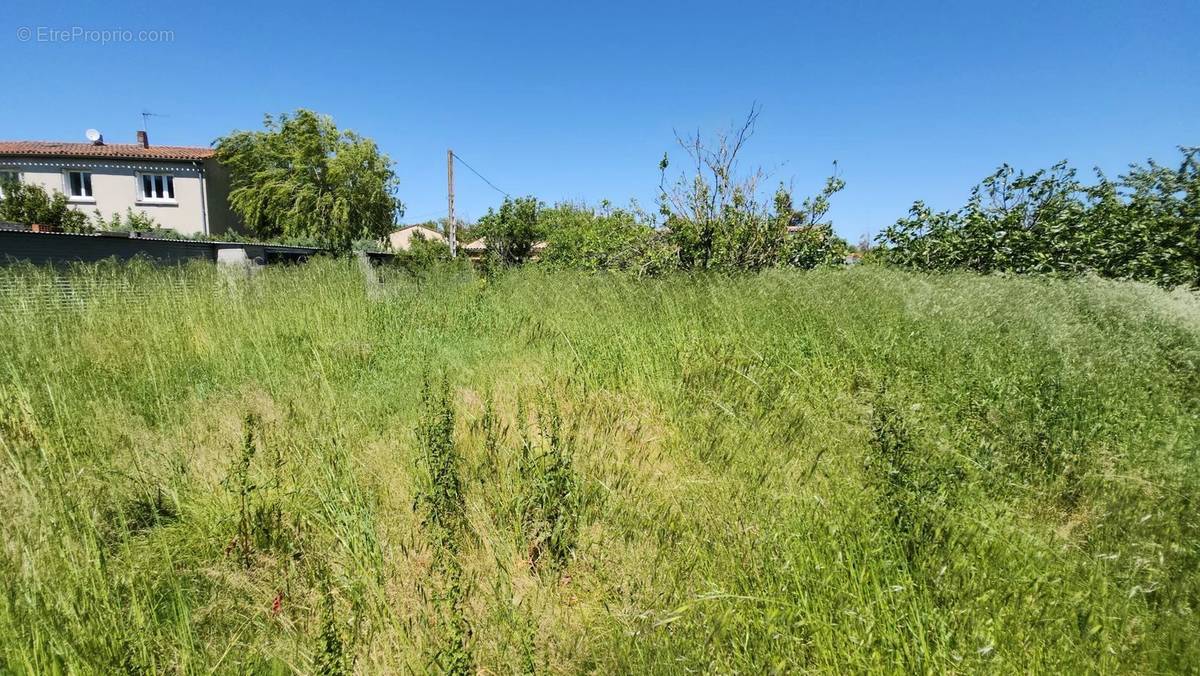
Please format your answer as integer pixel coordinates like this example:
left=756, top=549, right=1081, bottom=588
left=223, top=412, right=290, bottom=567
left=229, top=413, right=261, bottom=568
left=315, top=574, right=352, bottom=676
left=480, top=389, right=501, bottom=480
left=430, top=556, right=473, bottom=676
left=518, top=395, right=582, bottom=573
left=866, top=391, right=963, bottom=570
left=414, top=375, right=474, bottom=673
left=416, top=376, right=466, bottom=550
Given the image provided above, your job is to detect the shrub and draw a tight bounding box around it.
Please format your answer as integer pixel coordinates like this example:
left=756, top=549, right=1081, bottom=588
left=391, top=232, right=457, bottom=274
left=90, top=208, right=169, bottom=234
left=657, top=108, right=846, bottom=272
left=774, top=179, right=849, bottom=269
left=476, top=196, right=544, bottom=266
left=878, top=147, right=1200, bottom=287
left=540, top=201, right=658, bottom=272
left=0, top=181, right=90, bottom=231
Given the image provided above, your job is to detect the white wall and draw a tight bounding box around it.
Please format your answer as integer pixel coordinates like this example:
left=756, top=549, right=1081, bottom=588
left=0, top=157, right=212, bottom=236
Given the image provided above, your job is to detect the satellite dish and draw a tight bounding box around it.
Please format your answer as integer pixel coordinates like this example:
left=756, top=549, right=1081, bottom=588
left=85, top=128, right=102, bottom=142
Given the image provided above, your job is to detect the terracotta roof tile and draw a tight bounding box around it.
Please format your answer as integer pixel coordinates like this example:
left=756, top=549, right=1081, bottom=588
left=0, top=141, right=214, bottom=161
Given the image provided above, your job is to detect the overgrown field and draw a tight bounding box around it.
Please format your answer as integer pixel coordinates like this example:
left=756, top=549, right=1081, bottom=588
left=1, top=261, right=1198, bottom=673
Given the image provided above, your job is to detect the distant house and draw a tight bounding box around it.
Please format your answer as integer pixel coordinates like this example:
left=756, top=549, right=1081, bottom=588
left=0, top=132, right=239, bottom=237
left=461, top=237, right=547, bottom=261
left=385, top=224, right=446, bottom=251
left=462, top=237, right=488, bottom=259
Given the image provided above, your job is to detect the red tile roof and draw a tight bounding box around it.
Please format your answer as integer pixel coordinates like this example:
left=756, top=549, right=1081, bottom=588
left=0, top=141, right=214, bottom=161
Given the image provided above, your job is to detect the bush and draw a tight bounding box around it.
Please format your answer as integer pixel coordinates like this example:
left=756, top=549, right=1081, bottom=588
left=476, top=196, right=543, bottom=266
left=540, top=202, right=658, bottom=272
left=90, top=208, right=174, bottom=235
left=0, top=181, right=90, bottom=232
left=878, top=147, right=1200, bottom=288
left=657, top=109, right=846, bottom=273
left=389, top=232, right=462, bottom=276
left=774, top=179, right=849, bottom=269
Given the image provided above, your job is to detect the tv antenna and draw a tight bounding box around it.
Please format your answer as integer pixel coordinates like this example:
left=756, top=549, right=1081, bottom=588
left=141, top=110, right=169, bottom=133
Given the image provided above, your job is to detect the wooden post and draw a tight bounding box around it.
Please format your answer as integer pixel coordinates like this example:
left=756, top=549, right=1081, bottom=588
left=447, top=149, right=457, bottom=258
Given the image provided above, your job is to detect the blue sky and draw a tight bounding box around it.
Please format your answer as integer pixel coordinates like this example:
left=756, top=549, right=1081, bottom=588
left=4, top=0, right=1197, bottom=240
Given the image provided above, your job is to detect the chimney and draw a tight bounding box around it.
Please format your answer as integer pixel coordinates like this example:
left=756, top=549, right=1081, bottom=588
left=136, top=130, right=149, bottom=148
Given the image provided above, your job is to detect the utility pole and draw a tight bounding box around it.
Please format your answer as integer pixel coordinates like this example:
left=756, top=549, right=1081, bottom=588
left=447, top=149, right=457, bottom=258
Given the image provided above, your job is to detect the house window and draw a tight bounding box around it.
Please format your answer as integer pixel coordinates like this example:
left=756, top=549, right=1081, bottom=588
left=138, top=173, right=175, bottom=203
left=66, top=171, right=93, bottom=200
left=0, top=170, right=18, bottom=198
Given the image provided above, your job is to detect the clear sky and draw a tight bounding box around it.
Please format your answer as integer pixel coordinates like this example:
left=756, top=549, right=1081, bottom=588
left=4, top=0, right=1197, bottom=240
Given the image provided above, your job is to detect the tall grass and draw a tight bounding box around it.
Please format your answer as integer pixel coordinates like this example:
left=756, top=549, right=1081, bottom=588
left=0, top=259, right=1197, bottom=672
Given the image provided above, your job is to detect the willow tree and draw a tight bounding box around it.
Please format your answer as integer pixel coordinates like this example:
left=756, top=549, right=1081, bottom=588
left=215, top=110, right=402, bottom=250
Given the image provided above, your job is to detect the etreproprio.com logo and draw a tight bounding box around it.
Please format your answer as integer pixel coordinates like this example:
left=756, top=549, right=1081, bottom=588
left=16, top=26, right=175, bottom=44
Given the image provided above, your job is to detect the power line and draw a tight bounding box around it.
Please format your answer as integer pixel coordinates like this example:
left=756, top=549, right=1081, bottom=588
left=450, top=151, right=509, bottom=198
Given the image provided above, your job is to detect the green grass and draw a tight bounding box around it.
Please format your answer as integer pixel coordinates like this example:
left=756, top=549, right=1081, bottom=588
left=1, top=260, right=1198, bottom=673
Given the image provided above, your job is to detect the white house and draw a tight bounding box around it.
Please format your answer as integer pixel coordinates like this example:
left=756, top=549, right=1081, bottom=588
left=0, top=132, right=239, bottom=236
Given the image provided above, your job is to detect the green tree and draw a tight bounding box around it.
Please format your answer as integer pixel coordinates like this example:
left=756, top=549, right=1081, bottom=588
left=214, top=110, right=402, bottom=251
left=476, top=196, right=543, bottom=265
left=0, top=181, right=90, bottom=232
left=540, top=201, right=657, bottom=271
